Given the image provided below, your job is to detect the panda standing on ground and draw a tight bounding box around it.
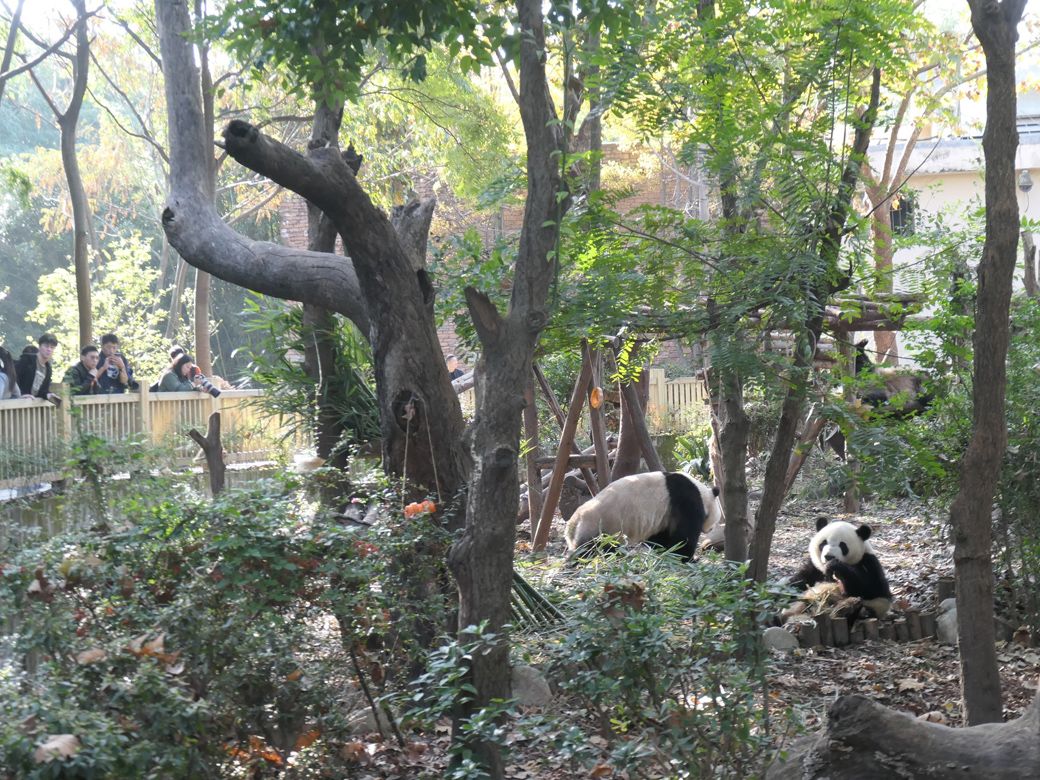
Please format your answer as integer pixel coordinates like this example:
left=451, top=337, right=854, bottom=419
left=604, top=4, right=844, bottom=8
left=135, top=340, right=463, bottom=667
left=564, top=471, right=721, bottom=562
left=788, top=516, right=892, bottom=619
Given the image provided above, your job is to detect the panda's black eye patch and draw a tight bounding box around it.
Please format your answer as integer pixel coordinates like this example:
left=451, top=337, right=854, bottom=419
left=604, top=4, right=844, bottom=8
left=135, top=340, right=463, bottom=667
left=839, top=542, right=848, bottom=556
left=819, top=541, right=827, bottom=551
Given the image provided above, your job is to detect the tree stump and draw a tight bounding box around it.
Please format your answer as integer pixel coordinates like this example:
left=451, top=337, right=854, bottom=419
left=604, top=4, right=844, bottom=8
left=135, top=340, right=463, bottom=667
left=920, top=611, right=937, bottom=639
left=937, top=576, right=956, bottom=604
left=863, top=618, right=879, bottom=642
left=188, top=412, right=226, bottom=496
left=767, top=685, right=1040, bottom=779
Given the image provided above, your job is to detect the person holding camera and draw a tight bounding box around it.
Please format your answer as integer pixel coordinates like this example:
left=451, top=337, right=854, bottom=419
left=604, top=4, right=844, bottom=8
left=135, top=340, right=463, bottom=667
left=97, top=333, right=137, bottom=393
left=157, top=353, right=202, bottom=392
left=63, top=345, right=104, bottom=395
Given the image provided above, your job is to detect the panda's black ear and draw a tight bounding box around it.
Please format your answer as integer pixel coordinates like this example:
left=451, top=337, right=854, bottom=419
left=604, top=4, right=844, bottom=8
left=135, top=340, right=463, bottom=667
left=856, top=524, right=872, bottom=540
left=856, top=339, right=869, bottom=349
left=815, top=516, right=830, bottom=532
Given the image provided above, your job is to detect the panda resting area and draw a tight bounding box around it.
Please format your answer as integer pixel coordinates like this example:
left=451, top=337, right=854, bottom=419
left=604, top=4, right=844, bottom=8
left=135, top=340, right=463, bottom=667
left=529, top=487, right=1040, bottom=778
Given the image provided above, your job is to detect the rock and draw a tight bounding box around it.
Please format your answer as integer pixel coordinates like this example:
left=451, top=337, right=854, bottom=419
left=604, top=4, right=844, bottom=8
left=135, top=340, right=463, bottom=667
left=33, top=734, right=80, bottom=763
left=763, top=626, right=799, bottom=652
left=345, top=705, right=392, bottom=735
left=512, top=664, right=552, bottom=707
left=939, top=597, right=957, bottom=614
left=937, top=603, right=958, bottom=646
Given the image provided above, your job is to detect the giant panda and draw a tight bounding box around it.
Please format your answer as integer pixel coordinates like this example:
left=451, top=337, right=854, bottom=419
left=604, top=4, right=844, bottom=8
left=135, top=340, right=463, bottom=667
left=788, top=516, right=892, bottom=619
left=564, top=471, right=721, bottom=562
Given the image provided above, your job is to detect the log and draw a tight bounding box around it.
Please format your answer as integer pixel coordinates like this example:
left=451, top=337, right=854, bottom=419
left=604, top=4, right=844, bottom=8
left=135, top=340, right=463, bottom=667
left=850, top=622, right=865, bottom=645
left=863, top=618, right=879, bottom=642
left=798, top=620, right=821, bottom=649
left=819, top=616, right=834, bottom=647
left=187, top=412, right=226, bottom=496
left=879, top=621, right=895, bottom=641
left=937, top=577, right=956, bottom=604
left=906, top=609, right=922, bottom=641
left=767, top=685, right=1040, bottom=779
left=920, top=611, right=937, bottom=639
left=830, top=616, right=849, bottom=647
left=894, top=618, right=909, bottom=643
left=534, top=454, right=603, bottom=470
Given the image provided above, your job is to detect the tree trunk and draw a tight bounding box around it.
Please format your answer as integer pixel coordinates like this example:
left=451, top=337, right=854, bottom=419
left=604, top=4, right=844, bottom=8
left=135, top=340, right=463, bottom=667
left=0, top=0, right=25, bottom=109
left=768, top=689, right=1040, bottom=779
left=304, top=99, right=347, bottom=466
left=155, top=0, right=468, bottom=498
left=1023, top=230, right=1037, bottom=298
left=871, top=205, right=898, bottom=364
left=446, top=1, right=567, bottom=774
left=749, top=69, right=879, bottom=581
left=949, top=0, right=1026, bottom=727
left=193, top=0, right=215, bottom=376
left=56, top=0, right=92, bottom=349
left=718, top=366, right=749, bottom=563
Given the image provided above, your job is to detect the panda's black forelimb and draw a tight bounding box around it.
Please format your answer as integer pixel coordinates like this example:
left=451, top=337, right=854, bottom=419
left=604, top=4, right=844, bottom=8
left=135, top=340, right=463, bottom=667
left=788, top=559, right=825, bottom=591
left=824, top=554, right=892, bottom=602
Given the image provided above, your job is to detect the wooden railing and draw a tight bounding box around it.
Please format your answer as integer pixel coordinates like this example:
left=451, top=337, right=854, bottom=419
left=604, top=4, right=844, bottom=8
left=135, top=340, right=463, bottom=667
left=0, top=386, right=301, bottom=489
left=646, top=369, right=710, bottom=432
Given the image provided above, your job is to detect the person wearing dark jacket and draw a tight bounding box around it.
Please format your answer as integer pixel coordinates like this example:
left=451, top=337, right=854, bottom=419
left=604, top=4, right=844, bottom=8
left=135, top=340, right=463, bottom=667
left=157, top=353, right=201, bottom=392
left=62, top=345, right=103, bottom=396
left=97, top=333, right=137, bottom=393
left=15, top=333, right=58, bottom=400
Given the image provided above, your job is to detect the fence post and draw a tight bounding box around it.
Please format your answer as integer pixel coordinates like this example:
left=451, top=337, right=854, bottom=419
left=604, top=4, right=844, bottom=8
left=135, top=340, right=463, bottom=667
left=57, top=384, right=73, bottom=444
left=137, top=384, right=151, bottom=441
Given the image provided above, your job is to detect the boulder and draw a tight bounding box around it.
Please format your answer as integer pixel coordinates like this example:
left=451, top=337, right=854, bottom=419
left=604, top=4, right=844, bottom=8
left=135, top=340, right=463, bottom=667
left=512, top=664, right=553, bottom=707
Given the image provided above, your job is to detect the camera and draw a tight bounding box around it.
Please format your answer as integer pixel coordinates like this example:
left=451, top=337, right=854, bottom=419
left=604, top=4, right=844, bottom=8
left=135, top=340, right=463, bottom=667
left=195, top=374, right=221, bottom=398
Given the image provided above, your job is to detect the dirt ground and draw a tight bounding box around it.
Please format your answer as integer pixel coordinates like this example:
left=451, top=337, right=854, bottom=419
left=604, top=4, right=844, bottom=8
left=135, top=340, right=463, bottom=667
left=346, top=490, right=1040, bottom=778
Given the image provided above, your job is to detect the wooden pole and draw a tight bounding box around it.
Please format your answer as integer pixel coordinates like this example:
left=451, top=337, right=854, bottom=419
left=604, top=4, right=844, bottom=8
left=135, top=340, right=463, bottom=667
left=188, top=411, right=226, bottom=496
left=533, top=351, right=594, bottom=552
left=618, top=371, right=664, bottom=473
left=532, top=362, right=599, bottom=495
left=585, top=344, right=611, bottom=489
left=783, top=407, right=827, bottom=495
left=839, top=334, right=861, bottom=513
left=523, top=378, right=543, bottom=539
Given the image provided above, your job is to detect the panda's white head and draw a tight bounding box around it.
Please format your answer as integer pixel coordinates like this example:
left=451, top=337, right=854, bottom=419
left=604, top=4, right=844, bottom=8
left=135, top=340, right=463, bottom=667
left=809, top=516, right=873, bottom=572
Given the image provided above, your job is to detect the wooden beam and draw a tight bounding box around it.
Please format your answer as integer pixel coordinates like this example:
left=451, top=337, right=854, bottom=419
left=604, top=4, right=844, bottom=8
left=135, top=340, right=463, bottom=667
left=585, top=344, right=611, bottom=489
left=523, top=378, right=543, bottom=539
left=533, top=350, right=594, bottom=552
left=532, top=361, right=599, bottom=495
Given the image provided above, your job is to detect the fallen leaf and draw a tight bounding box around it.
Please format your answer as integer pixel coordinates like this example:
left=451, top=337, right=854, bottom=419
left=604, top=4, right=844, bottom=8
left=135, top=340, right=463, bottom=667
left=293, top=729, right=320, bottom=751
left=589, top=763, right=614, bottom=778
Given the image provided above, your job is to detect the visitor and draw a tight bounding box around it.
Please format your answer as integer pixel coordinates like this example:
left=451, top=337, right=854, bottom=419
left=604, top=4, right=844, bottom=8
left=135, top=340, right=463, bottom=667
left=446, top=354, right=465, bottom=380
left=16, top=333, right=59, bottom=401
left=0, top=345, right=17, bottom=400
left=158, top=353, right=202, bottom=392
left=62, top=345, right=104, bottom=396
left=97, top=333, right=137, bottom=393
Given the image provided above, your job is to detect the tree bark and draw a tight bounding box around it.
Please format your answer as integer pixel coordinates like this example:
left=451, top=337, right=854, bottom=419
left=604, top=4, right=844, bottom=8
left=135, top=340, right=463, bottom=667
left=948, top=0, right=1026, bottom=727
left=53, top=0, right=92, bottom=349
left=718, top=367, right=750, bottom=563
left=446, top=1, right=567, bottom=774
left=303, top=99, right=347, bottom=466
left=767, top=689, right=1040, bottom=779
left=193, top=0, right=215, bottom=376
left=749, top=68, right=879, bottom=581
left=188, top=412, right=226, bottom=496
left=155, top=0, right=467, bottom=497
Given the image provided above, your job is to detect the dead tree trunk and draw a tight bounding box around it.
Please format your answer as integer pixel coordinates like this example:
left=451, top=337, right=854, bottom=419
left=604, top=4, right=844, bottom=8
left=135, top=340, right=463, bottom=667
left=188, top=412, right=225, bottom=496
left=768, top=689, right=1040, bottom=779
left=155, top=0, right=468, bottom=500
left=948, top=0, right=1026, bottom=726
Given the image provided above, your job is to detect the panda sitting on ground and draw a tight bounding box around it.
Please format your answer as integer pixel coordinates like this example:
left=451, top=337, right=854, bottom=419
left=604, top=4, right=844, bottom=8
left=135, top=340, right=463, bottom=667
left=787, top=516, right=892, bottom=621
left=564, top=471, right=721, bottom=562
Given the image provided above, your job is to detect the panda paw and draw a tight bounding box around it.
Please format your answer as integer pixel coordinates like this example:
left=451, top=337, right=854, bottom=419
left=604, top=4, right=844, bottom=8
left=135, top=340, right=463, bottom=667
left=824, top=559, right=842, bottom=577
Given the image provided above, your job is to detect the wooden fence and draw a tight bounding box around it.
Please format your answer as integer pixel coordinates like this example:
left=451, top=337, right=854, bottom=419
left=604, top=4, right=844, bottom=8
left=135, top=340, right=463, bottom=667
left=645, top=369, right=711, bottom=431
left=0, top=386, right=300, bottom=489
